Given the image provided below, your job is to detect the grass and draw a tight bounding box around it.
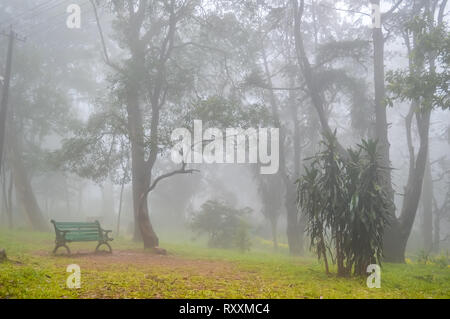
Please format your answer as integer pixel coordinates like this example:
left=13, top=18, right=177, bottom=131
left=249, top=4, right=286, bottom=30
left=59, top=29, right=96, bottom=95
left=0, top=229, right=449, bottom=299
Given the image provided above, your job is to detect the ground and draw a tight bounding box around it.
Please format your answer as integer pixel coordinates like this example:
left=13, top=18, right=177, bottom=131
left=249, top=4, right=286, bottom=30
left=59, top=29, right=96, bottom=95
left=0, top=229, right=449, bottom=299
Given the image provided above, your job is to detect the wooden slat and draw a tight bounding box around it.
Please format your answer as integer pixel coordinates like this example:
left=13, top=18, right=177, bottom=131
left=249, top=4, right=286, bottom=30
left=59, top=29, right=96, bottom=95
left=55, top=223, right=98, bottom=227
left=61, top=232, right=100, bottom=236
left=52, top=220, right=111, bottom=244
left=57, top=227, right=99, bottom=230
left=66, top=235, right=101, bottom=241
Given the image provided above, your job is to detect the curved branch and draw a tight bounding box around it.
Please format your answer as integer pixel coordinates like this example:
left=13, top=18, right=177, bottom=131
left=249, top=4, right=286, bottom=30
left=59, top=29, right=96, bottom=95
left=141, top=162, right=199, bottom=200
left=382, top=0, right=404, bottom=22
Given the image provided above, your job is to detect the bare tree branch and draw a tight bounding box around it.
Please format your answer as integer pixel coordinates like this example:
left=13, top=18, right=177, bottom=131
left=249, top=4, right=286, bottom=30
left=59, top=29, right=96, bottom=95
left=382, top=0, right=404, bottom=22
left=318, top=4, right=371, bottom=17
left=142, top=162, right=199, bottom=199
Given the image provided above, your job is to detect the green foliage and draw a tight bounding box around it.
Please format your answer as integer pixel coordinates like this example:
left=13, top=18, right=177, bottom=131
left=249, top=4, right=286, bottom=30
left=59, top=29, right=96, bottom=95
left=316, top=39, right=370, bottom=67
left=297, top=133, right=391, bottom=276
left=386, top=17, right=449, bottom=110
left=181, top=95, right=272, bottom=130
left=191, top=200, right=252, bottom=251
left=53, top=108, right=130, bottom=184
left=233, top=220, right=252, bottom=252
left=431, top=253, right=450, bottom=269
left=417, top=249, right=431, bottom=264
left=417, top=250, right=449, bottom=268
left=314, top=68, right=372, bottom=135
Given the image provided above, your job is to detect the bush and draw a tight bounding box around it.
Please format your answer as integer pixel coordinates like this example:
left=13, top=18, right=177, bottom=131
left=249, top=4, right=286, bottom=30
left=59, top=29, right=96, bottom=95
left=431, top=253, right=449, bottom=268
left=233, top=220, right=252, bottom=252
left=297, top=133, right=391, bottom=276
left=191, top=200, right=252, bottom=251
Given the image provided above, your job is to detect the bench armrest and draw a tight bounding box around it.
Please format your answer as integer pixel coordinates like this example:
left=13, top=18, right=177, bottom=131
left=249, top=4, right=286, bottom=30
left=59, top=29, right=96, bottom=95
left=55, top=230, right=69, bottom=242
left=101, top=229, right=113, bottom=240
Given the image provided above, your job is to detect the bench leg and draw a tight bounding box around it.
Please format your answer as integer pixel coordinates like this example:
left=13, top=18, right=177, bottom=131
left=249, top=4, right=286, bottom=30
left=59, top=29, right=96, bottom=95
left=53, top=244, right=71, bottom=255
left=95, top=242, right=112, bottom=254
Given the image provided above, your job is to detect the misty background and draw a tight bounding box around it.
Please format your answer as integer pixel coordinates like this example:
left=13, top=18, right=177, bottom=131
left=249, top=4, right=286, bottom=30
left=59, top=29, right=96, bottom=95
left=0, top=0, right=448, bottom=258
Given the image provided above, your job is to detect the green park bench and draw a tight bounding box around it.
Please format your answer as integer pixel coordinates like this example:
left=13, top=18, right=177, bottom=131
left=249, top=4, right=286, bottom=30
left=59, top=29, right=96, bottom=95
left=51, top=220, right=113, bottom=254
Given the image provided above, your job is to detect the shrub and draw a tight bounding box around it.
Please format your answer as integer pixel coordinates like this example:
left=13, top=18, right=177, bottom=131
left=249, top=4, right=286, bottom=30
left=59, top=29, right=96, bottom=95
left=191, top=200, right=252, bottom=251
left=297, top=133, right=391, bottom=276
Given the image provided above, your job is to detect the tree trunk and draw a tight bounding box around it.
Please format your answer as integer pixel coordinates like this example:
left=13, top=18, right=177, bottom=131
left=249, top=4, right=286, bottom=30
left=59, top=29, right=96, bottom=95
left=433, top=205, right=440, bottom=252
left=116, top=178, right=125, bottom=236
left=136, top=191, right=159, bottom=249
left=383, top=0, right=442, bottom=261
left=372, top=4, right=394, bottom=198
left=1, top=168, right=13, bottom=228
left=286, top=185, right=304, bottom=255
left=388, top=109, right=431, bottom=262
left=262, top=46, right=304, bottom=255
left=421, top=155, right=433, bottom=252
left=9, top=132, right=47, bottom=231
left=6, top=170, right=13, bottom=228
left=126, top=82, right=159, bottom=248
left=370, top=0, right=404, bottom=262
left=288, top=69, right=305, bottom=255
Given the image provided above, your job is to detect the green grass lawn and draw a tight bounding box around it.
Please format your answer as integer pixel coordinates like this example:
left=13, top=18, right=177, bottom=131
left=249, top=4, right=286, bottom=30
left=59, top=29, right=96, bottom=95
left=0, top=229, right=449, bottom=299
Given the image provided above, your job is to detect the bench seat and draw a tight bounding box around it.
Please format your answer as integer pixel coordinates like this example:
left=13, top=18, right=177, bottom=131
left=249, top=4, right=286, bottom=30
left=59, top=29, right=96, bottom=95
left=51, top=220, right=113, bottom=254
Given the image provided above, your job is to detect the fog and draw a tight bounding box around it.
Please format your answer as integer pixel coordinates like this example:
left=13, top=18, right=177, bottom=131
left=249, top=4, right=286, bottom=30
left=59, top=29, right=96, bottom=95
left=0, top=0, right=448, bottom=264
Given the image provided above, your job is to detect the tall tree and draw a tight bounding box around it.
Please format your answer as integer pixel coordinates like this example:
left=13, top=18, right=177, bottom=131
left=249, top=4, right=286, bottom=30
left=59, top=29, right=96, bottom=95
left=90, top=0, right=199, bottom=248
left=385, top=0, right=449, bottom=261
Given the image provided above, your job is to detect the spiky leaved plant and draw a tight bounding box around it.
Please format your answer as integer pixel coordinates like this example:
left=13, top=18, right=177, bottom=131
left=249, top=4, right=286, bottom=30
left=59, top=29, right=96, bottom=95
left=298, top=134, right=391, bottom=276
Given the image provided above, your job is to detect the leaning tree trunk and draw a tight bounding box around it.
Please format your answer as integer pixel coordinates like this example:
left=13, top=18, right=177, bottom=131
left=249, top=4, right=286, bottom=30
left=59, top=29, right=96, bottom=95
left=8, top=131, right=47, bottom=231
left=393, top=108, right=431, bottom=261
left=383, top=0, right=442, bottom=261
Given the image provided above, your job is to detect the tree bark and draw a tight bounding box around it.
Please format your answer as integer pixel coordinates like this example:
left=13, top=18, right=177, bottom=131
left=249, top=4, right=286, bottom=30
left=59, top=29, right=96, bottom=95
left=262, top=47, right=304, bottom=255
left=6, top=170, right=13, bottom=228
left=8, top=131, right=47, bottom=231
left=116, top=178, right=125, bottom=236
left=126, top=82, right=159, bottom=247
left=291, top=0, right=348, bottom=160
left=372, top=1, right=394, bottom=197
left=369, top=0, right=406, bottom=262
left=421, top=155, right=433, bottom=252
left=433, top=197, right=440, bottom=252
left=285, top=186, right=303, bottom=255
left=398, top=109, right=431, bottom=257
left=1, top=168, right=13, bottom=228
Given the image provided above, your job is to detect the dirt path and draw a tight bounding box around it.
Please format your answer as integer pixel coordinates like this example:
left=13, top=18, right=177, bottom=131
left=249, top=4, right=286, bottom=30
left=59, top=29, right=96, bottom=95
left=30, top=249, right=262, bottom=298
left=34, top=249, right=246, bottom=279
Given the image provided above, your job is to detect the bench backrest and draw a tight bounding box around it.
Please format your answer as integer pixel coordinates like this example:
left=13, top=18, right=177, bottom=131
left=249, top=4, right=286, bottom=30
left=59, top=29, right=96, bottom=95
left=51, top=220, right=102, bottom=241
